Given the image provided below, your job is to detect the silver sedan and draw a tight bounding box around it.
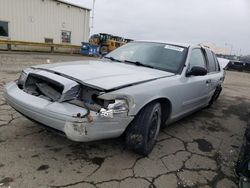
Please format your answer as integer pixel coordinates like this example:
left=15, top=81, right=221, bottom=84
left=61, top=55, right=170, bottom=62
left=4, top=41, right=225, bottom=155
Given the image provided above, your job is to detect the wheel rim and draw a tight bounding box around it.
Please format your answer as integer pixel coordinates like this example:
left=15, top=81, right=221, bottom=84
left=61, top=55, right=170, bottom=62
left=148, top=111, right=159, bottom=143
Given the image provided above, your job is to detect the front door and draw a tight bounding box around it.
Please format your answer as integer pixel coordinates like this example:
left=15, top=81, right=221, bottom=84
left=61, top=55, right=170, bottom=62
left=180, top=48, right=210, bottom=113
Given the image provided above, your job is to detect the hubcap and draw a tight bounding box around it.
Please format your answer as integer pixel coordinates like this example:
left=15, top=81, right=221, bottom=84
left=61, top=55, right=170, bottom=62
left=148, top=111, right=159, bottom=142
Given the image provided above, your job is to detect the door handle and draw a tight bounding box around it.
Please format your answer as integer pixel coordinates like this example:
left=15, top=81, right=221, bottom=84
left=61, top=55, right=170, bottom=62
left=206, top=79, right=212, bottom=84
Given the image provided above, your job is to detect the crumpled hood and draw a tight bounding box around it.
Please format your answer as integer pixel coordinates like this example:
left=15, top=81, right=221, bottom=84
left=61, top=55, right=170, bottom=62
left=32, top=60, right=174, bottom=90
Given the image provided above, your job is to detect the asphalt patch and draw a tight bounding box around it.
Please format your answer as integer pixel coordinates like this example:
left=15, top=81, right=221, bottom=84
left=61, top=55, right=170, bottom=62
left=231, top=145, right=240, bottom=149
left=194, top=139, right=214, bottom=152
left=31, top=154, right=40, bottom=158
left=49, top=147, right=63, bottom=152
left=199, top=119, right=228, bottom=133
left=90, top=157, right=105, bottom=166
left=206, top=122, right=229, bottom=132
left=0, top=177, right=14, bottom=186
left=37, top=165, right=50, bottom=171
left=222, top=101, right=249, bottom=121
left=200, top=110, right=218, bottom=119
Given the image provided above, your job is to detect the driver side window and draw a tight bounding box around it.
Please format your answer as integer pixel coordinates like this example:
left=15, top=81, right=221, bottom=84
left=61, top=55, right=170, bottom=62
left=188, top=49, right=206, bottom=71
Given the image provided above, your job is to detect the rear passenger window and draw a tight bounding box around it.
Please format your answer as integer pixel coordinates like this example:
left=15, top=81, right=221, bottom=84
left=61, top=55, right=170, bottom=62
left=205, top=49, right=217, bottom=72
left=212, top=53, right=220, bottom=71
left=188, top=49, right=206, bottom=71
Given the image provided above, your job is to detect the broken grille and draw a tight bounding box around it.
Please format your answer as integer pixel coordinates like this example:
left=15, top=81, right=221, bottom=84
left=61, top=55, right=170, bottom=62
left=24, top=73, right=64, bottom=101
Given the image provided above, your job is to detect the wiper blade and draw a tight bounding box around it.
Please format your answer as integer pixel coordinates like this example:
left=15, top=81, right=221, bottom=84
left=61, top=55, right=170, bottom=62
left=104, top=57, right=154, bottom=69
left=123, top=60, right=155, bottom=69
left=104, top=56, right=122, bottom=62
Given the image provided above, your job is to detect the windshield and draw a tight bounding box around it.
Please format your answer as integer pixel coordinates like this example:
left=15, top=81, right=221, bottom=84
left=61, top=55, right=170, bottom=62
left=105, top=42, right=188, bottom=73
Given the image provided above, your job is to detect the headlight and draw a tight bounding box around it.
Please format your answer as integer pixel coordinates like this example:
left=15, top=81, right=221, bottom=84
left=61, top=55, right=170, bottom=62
left=108, top=100, right=128, bottom=113
left=17, top=71, right=28, bottom=88
left=100, top=99, right=129, bottom=118
left=97, top=93, right=135, bottom=118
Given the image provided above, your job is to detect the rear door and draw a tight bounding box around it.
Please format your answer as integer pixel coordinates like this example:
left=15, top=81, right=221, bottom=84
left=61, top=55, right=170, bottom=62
left=204, top=49, right=222, bottom=102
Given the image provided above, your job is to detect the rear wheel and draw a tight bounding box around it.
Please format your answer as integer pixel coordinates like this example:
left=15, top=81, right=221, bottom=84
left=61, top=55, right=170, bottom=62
left=126, top=102, right=161, bottom=155
left=208, top=85, right=222, bottom=107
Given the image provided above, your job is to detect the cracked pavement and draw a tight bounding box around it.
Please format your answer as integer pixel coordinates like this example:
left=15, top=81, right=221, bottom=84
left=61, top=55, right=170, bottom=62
left=0, top=52, right=250, bottom=188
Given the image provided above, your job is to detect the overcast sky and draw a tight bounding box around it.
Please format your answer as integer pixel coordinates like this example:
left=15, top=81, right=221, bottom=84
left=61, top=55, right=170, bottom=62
left=66, top=0, right=250, bottom=55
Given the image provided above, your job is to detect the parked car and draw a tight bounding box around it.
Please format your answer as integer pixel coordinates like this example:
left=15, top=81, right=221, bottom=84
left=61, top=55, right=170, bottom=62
left=244, top=62, right=250, bottom=72
left=4, top=41, right=225, bottom=155
left=226, top=60, right=246, bottom=72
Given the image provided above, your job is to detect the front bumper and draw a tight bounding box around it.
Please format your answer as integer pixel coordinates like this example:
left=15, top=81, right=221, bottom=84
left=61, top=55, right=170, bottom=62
left=4, top=82, right=133, bottom=142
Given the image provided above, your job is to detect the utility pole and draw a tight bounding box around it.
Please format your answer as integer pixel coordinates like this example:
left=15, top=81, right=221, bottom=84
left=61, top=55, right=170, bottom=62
left=225, top=43, right=233, bottom=55
left=90, top=0, right=96, bottom=33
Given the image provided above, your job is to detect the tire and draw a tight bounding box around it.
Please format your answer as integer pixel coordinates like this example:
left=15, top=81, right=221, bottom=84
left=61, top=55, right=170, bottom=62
left=126, top=102, right=162, bottom=155
left=208, top=85, right=222, bottom=107
left=100, top=46, right=108, bottom=55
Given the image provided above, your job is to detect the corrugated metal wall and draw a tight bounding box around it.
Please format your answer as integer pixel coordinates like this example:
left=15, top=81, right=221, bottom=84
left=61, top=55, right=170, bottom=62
left=0, top=0, right=90, bottom=45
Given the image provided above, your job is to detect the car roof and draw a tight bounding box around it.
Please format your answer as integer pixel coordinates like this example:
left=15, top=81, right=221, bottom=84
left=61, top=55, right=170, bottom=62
left=135, top=40, right=198, bottom=48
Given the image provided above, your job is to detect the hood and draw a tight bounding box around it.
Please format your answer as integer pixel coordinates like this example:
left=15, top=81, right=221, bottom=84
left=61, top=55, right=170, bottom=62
left=32, top=60, right=174, bottom=90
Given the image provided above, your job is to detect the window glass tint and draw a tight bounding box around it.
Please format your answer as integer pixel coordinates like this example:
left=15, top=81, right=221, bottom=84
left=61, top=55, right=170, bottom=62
left=188, top=49, right=206, bottom=71
left=212, top=52, right=220, bottom=71
left=205, top=49, right=217, bottom=72
left=0, top=21, right=8, bottom=37
left=106, top=42, right=188, bottom=73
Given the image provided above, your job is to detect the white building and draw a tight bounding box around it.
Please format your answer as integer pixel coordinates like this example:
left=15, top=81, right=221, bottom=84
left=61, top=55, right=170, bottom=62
left=0, top=0, right=90, bottom=46
left=200, top=42, right=229, bottom=55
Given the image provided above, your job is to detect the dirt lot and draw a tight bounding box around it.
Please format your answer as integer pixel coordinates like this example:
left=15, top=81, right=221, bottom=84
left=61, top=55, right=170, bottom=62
left=0, top=52, right=250, bottom=188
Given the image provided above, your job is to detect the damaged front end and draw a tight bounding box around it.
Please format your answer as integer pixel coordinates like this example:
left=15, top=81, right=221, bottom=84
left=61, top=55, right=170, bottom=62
left=19, top=69, right=133, bottom=115
left=12, top=69, right=135, bottom=141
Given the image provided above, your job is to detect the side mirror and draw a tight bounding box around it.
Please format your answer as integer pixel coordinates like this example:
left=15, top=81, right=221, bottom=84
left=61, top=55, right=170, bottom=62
left=187, top=66, right=207, bottom=76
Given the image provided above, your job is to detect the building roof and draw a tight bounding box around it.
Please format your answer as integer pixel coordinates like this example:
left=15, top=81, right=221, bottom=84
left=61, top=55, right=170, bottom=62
left=55, top=0, right=91, bottom=11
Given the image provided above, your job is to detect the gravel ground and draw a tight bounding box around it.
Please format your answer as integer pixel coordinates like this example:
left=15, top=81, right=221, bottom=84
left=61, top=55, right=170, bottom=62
left=0, top=52, right=250, bottom=188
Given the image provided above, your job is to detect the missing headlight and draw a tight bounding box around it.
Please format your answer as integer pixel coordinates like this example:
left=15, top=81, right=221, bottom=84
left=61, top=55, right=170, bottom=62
left=99, top=99, right=129, bottom=118
left=107, top=100, right=128, bottom=113
left=92, top=94, right=115, bottom=109
left=17, top=71, right=28, bottom=89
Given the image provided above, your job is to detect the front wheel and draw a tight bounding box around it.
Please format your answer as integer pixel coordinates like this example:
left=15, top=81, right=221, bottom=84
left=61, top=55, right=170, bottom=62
left=126, top=102, right=162, bottom=155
